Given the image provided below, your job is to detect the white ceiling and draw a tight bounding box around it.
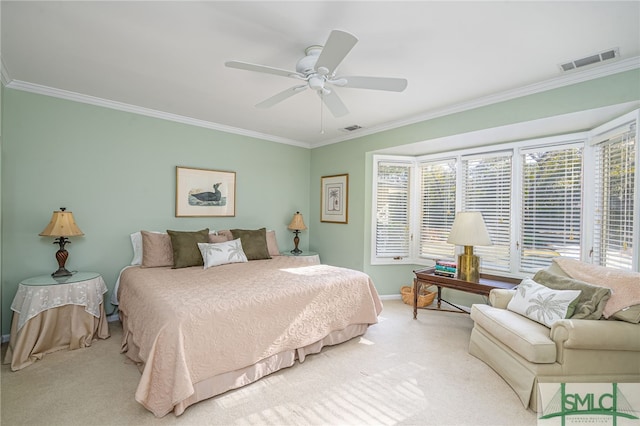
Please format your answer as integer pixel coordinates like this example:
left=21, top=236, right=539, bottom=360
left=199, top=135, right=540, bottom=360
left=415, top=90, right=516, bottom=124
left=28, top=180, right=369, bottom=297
left=2, top=1, right=639, bottom=148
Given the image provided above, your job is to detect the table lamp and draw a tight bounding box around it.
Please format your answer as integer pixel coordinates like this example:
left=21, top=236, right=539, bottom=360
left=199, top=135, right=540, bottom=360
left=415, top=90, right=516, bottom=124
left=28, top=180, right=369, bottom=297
left=447, top=211, right=492, bottom=282
left=39, top=207, right=84, bottom=277
left=287, top=211, right=307, bottom=255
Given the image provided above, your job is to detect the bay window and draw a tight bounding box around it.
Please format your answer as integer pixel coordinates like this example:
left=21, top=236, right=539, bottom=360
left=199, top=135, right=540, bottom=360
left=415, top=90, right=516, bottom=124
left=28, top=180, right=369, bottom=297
left=372, top=110, right=639, bottom=273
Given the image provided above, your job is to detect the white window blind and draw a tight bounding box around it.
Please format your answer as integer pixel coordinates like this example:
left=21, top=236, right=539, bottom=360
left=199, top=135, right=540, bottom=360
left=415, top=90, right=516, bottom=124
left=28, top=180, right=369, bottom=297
left=374, top=161, right=411, bottom=258
left=520, top=145, right=583, bottom=272
left=593, top=126, right=636, bottom=271
left=462, top=154, right=512, bottom=271
left=419, top=159, right=456, bottom=259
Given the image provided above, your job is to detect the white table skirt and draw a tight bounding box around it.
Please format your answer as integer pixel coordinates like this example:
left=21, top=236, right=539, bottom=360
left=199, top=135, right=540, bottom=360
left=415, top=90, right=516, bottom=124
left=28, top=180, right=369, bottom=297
left=11, top=275, right=108, bottom=331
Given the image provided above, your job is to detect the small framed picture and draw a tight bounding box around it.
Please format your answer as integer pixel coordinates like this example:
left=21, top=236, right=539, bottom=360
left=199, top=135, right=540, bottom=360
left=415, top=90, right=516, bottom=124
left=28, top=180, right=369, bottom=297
left=176, top=166, right=236, bottom=217
left=321, top=174, right=348, bottom=224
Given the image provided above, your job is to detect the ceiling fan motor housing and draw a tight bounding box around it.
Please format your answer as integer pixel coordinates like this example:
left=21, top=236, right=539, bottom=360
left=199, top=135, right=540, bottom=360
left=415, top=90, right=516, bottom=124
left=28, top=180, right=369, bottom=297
left=296, top=45, right=322, bottom=75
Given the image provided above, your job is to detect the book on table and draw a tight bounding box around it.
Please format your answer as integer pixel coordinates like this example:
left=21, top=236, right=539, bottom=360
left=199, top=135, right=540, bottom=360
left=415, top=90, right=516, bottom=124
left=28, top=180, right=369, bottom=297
left=435, top=260, right=457, bottom=278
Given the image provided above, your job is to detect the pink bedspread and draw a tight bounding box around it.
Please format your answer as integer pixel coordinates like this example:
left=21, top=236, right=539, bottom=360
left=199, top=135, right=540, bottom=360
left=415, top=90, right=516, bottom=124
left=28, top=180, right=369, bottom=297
left=118, top=256, right=382, bottom=417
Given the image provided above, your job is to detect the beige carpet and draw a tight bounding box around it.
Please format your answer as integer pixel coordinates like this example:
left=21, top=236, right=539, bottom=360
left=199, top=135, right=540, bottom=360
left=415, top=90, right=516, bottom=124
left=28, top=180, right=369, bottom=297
left=1, top=300, right=536, bottom=426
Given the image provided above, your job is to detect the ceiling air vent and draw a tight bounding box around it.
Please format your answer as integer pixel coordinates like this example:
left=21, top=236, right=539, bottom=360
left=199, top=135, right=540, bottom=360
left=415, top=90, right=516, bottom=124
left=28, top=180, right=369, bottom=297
left=341, top=125, right=363, bottom=132
left=559, top=48, right=619, bottom=72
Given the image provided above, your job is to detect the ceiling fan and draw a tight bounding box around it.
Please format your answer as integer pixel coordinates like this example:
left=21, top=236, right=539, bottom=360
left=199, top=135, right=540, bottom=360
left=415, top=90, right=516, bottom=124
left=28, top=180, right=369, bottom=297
left=225, top=30, right=408, bottom=118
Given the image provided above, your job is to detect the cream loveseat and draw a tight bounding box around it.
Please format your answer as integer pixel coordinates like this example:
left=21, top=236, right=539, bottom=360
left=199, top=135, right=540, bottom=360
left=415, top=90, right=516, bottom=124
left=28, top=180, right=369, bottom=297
left=468, top=258, right=640, bottom=411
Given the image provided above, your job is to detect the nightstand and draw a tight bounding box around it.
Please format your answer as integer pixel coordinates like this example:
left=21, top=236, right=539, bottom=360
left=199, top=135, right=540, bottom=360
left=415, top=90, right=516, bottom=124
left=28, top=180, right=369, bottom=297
left=281, top=251, right=320, bottom=261
left=3, top=272, right=111, bottom=370
left=281, top=251, right=319, bottom=256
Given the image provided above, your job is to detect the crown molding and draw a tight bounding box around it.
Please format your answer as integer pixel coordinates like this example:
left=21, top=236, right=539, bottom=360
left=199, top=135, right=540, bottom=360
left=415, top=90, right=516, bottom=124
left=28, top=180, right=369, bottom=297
left=5, top=56, right=638, bottom=149
left=4, top=79, right=310, bottom=148
left=310, top=56, right=640, bottom=148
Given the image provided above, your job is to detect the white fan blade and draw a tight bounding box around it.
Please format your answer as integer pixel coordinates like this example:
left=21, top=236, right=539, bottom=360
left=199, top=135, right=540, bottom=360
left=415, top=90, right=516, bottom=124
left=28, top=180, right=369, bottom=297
left=339, top=76, right=408, bottom=92
left=315, top=30, right=358, bottom=75
left=225, top=61, right=304, bottom=79
left=319, top=90, right=349, bottom=118
left=256, top=85, right=307, bottom=109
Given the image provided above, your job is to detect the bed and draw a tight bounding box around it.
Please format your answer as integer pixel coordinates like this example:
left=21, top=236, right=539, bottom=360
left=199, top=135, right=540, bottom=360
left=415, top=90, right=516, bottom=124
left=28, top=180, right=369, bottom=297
left=117, top=228, right=382, bottom=417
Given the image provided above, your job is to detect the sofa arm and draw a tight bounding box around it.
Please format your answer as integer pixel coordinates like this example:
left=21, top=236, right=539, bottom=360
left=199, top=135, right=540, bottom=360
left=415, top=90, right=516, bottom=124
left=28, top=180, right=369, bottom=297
left=489, top=289, right=516, bottom=309
left=551, top=319, right=640, bottom=352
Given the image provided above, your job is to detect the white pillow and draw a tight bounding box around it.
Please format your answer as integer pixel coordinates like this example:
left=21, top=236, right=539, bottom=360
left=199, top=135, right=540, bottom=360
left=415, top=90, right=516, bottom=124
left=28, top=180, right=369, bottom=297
left=197, top=239, right=248, bottom=269
left=130, top=231, right=143, bottom=265
left=507, top=278, right=582, bottom=327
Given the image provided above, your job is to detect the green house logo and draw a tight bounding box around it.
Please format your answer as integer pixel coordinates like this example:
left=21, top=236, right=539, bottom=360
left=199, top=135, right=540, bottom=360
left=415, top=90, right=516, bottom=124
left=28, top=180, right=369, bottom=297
left=538, top=383, right=639, bottom=425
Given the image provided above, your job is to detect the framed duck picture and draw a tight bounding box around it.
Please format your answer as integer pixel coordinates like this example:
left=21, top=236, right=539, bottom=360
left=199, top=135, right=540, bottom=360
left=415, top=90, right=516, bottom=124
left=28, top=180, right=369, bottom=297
left=176, top=166, right=236, bottom=217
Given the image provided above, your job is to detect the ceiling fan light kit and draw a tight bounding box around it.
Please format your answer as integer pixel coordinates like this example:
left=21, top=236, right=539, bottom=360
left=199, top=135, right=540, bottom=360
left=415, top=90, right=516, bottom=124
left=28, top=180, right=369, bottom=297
left=225, top=30, right=408, bottom=119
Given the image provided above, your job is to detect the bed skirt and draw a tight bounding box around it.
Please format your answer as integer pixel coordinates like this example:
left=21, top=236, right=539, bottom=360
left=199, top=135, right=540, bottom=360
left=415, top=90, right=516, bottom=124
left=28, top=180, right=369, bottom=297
left=120, top=311, right=368, bottom=416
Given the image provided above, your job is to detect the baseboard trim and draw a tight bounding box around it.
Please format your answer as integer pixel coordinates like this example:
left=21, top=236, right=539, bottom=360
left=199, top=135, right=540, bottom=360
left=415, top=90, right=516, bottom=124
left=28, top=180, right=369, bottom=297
left=379, top=294, right=401, bottom=301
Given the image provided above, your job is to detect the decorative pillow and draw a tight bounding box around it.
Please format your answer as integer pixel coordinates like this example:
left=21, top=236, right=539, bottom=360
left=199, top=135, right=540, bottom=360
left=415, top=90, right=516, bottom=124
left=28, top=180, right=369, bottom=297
left=141, top=231, right=173, bottom=268
left=507, top=278, right=582, bottom=327
left=230, top=228, right=272, bottom=260
left=546, top=260, right=570, bottom=278
left=266, top=230, right=280, bottom=256
left=197, top=239, right=248, bottom=269
left=611, top=305, right=640, bottom=324
left=167, top=228, right=210, bottom=268
left=217, top=229, right=280, bottom=255
left=209, top=234, right=229, bottom=244
left=133, top=230, right=219, bottom=266
left=533, top=270, right=611, bottom=320
left=217, top=230, right=234, bottom=241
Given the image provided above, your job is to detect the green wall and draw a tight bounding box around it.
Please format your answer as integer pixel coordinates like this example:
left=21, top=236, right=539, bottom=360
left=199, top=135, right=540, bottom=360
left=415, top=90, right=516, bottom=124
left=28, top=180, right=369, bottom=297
left=309, top=69, right=640, bottom=307
left=2, top=69, right=639, bottom=335
left=1, top=89, right=311, bottom=335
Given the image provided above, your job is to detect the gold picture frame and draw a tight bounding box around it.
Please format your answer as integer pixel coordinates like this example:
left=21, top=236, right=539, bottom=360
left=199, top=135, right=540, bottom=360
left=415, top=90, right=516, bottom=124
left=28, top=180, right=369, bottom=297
left=321, top=174, right=348, bottom=223
left=176, top=166, right=236, bottom=217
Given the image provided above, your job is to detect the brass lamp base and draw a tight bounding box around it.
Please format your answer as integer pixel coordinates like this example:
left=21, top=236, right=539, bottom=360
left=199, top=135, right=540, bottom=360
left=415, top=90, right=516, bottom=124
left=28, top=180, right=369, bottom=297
left=457, top=245, right=480, bottom=282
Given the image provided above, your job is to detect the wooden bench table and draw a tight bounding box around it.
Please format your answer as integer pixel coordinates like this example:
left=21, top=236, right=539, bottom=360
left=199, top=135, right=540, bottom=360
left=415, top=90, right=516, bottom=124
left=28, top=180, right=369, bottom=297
left=412, top=267, right=520, bottom=318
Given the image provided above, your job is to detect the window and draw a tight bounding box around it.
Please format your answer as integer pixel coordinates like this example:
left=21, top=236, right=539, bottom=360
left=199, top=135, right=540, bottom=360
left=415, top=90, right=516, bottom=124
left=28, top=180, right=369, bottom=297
left=520, top=145, right=583, bottom=272
left=593, top=123, right=636, bottom=271
left=373, top=159, right=411, bottom=259
left=372, top=108, right=639, bottom=273
left=462, top=153, right=512, bottom=272
left=418, top=159, right=456, bottom=260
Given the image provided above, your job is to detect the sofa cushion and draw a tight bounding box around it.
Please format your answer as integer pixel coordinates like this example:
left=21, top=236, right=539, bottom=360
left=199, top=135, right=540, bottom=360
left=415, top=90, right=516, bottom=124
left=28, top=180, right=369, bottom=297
left=471, top=304, right=557, bottom=363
